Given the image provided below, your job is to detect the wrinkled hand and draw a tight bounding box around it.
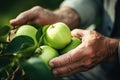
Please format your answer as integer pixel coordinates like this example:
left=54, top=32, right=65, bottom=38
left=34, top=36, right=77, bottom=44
left=9, top=6, right=63, bottom=41
left=49, top=29, right=119, bottom=77
left=10, top=6, right=63, bottom=27
left=10, top=6, right=80, bottom=29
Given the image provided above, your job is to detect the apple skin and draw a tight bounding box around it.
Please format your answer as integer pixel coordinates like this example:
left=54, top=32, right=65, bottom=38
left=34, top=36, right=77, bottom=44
left=44, top=22, right=72, bottom=49
left=14, top=25, right=38, bottom=46
left=60, top=37, right=82, bottom=54
left=12, top=25, right=38, bottom=57
left=39, top=45, right=59, bottom=69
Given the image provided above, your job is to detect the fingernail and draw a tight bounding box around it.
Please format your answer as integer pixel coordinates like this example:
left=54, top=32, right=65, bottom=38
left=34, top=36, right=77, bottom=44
left=10, top=19, right=14, bottom=23
left=49, top=62, right=54, bottom=67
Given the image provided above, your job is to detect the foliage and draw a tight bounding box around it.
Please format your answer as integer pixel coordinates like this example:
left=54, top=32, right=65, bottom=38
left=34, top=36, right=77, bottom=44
left=0, top=0, right=63, bottom=80
left=0, top=24, right=61, bottom=80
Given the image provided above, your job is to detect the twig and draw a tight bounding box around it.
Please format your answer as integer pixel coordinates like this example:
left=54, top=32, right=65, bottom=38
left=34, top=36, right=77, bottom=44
left=6, top=66, right=20, bottom=80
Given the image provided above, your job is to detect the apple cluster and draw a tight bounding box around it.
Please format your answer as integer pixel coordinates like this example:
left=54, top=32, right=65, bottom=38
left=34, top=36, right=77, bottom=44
left=4, top=22, right=82, bottom=80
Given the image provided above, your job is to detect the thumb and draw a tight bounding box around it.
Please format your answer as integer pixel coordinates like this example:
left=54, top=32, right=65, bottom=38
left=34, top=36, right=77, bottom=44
left=71, top=29, right=85, bottom=38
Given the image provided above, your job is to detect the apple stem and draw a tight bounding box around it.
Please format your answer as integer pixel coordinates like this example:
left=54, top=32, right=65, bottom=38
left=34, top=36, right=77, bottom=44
left=51, top=25, right=55, bottom=28
left=34, top=47, right=42, bottom=56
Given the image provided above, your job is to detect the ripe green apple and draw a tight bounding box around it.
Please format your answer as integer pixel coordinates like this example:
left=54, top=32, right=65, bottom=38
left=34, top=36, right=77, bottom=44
left=60, top=37, right=82, bottom=54
left=14, top=25, right=38, bottom=45
left=39, top=45, right=59, bottom=69
left=12, top=25, right=38, bottom=57
left=44, top=22, right=72, bottom=49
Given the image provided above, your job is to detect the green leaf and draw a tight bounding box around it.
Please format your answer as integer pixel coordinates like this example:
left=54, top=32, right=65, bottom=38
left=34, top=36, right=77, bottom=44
left=28, top=23, right=44, bottom=46
left=0, top=25, right=11, bottom=42
left=0, top=41, right=9, bottom=54
left=4, top=35, right=35, bottom=55
left=36, top=27, right=43, bottom=45
left=0, top=25, right=11, bottom=36
left=38, top=25, right=49, bottom=46
left=20, top=57, right=55, bottom=80
left=0, top=55, right=12, bottom=68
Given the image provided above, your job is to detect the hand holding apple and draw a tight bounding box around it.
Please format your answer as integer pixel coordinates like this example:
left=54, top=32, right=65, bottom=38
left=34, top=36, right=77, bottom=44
left=38, top=45, right=59, bottom=69
left=4, top=22, right=82, bottom=80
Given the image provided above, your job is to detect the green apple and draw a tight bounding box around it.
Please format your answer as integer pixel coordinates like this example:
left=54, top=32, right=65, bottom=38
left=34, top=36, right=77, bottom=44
left=60, top=37, right=82, bottom=54
left=39, top=45, right=59, bottom=69
left=14, top=25, right=38, bottom=45
left=44, top=22, right=72, bottom=49
left=10, top=25, right=38, bottom=57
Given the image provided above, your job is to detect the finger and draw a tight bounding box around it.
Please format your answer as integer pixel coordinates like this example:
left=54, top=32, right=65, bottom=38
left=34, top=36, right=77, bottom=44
left=10, top=10, right=33, bottom=26
left=52, top=54, right=95, bottom=77
left=71, top=29, right=85, bottom=38
left=51, top=50, right=91, bottom=77
left=49, top=46, right=83, bottom=68
left=52, top=64, right=89, bottom=77
left=49, top=52, right=73, bottom=68
left=52, top=61, right=82, bottom=77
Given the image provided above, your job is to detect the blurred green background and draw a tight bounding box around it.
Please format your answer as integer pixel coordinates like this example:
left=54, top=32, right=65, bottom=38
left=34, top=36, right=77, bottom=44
left=0, top=0, right=63, bottom=26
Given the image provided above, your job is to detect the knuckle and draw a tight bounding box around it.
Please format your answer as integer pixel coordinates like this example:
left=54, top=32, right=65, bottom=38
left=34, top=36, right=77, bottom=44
left=66, top=54, right=73, bottom=64
left=84, top=48, right=93, bottom=57
left=51, top=54, right=74, bottom=68
left=33, top=6, right=40, bottom=9
left=19, top=12, right=25, bottom=16
left=85, top=60, right=92, bottom=67
left=83, top=59, right=93, bottom=70
left=66, top=65, right=73, bottom=73
left=87, top=30, right=93, bottom=34
left=32, top=6, right=43, bottom=11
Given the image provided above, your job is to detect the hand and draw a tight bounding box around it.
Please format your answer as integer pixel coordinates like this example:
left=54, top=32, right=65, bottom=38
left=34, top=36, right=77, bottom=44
left=10, top=6, right=61, bottom=27
left=49, top=29, right=119, bottom=77
left=10, top=6, right=80, bottom=29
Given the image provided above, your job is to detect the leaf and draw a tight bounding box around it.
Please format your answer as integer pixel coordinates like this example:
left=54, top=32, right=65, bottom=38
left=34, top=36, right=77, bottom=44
left=38, top=25, right=49, bottom=46
left=0, top=42, right=9, bottom=54
left=0, top=25, right=11, bottom=42
left=0, top=25, right=11, bottom=36
left=20, top=57, right=54, bottom=80
left=36, top=25, right=50, bottom=46
left=0, top=55, right=12, bottom=68
left=36, top=27, right=43, bottom=45
left=28, top=23, right=44, bottom=46
left=4, top=35, right=35, bottom=55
